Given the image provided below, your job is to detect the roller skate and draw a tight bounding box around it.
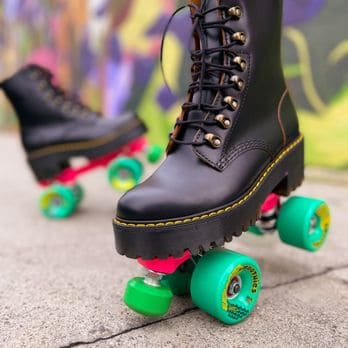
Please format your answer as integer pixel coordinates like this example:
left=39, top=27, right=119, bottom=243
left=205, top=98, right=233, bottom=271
left=113, top=0, right=330, bottom=324
left=0, top=64, right=162, bottom=219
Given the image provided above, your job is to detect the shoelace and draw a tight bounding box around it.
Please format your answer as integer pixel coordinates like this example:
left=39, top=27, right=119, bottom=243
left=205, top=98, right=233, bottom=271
left=28, top=66, right=101, bottom=118
left=160, top=0, right=245, bottom=147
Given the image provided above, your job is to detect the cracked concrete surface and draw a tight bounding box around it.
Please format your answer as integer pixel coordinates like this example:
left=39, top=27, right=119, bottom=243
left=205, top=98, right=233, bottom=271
left=0, top=133, right=347, bottom=347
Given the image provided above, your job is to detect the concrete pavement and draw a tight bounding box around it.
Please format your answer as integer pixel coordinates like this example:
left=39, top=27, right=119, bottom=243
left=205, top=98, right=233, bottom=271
left=0, top=133, right=347, bottom=347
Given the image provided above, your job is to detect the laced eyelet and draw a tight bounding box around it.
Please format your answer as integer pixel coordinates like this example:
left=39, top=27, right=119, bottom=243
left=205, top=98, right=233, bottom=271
left=66, top=101, right=73, bottom=108
left=52, top=96, right=63, bottom=106
left=215, top=114, right=232, bottom=129
left=224, top=96, right=239, bottom=111
left=29, top=71, right=40, bottom=80
left=37, top=80, right=47, bottom=90
left=44, top=90, right=54, bottom=100
left=71, top=106, right=80, bottom=115
left=232, top=32, right=247, bottom=45
left=205, top=133, right=222, bottom=148
left=231, top=75, right=244, bottom=91
left=81, top=110, right=90, bottom=118
left=228, top=6, right=242, bottom=19
left=62, top=104, right=70, bottom=112
left=233, top=56, right=247, bottom=71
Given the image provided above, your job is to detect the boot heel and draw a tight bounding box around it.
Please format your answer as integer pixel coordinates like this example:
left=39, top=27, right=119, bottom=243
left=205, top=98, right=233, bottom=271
left=28, top=155, right=68, bottom=181
left=273, top=138, right=304, bottom=196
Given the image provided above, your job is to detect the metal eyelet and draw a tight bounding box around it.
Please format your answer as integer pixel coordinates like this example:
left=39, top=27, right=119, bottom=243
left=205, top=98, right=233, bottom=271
left=71, top=106, right=79, bottom=115
left=37, top=80, right=47, bottom=90
left=62, top=104, right=70, bottom=113
left=205, top=133, right=222, bottom=149
left=231, top=75, right=244, bottom=91
left=44, top=90, right=54, bottom=100
left=232, top=32, right=247, bottom=45
left=52, top=96, right=63, bottom=106
left=228, top=6, right=242, bottom=19
left=215, top=114, right=232, bottom=129
left=65, top=101, right=73, bottom=108
left=29, top=71, right=40, bottom=80
left=81, top=110, right=90, bottom=118
left=233, top=56, right=247, bottom=71
left=224, top=96, right=239, bottom=111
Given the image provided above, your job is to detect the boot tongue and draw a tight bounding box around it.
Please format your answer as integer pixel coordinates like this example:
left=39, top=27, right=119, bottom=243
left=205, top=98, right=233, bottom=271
left=200, top=0, right=222, bottom=52
left=182, top=0, right=222, bottom=142
left=191, top=0, right=222, bottom=107
left=183, top=109, right=204, bottom=141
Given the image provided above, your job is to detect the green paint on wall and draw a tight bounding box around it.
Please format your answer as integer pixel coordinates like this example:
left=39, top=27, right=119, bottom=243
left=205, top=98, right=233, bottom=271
left=300, top=87, right=348, bottom=169
left=284, top=64, right=302, bottom=79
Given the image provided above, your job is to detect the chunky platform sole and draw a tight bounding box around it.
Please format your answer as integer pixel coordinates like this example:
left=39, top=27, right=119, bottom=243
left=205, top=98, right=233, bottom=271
left=113, top=135, right=305, bottom=260
left=28, top=122, right=146, bottom=181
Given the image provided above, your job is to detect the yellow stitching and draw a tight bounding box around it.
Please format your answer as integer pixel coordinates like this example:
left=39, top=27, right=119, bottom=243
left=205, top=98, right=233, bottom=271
left=114, top=135, right=304, bottom=228
left=27, top=119, right=142, bottom=160
left=277, top=89, right=288, bottom=147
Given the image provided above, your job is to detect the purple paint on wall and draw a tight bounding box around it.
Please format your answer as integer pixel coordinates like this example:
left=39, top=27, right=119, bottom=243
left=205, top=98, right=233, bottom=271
left=147, top=13, right=191, bottom=47
left=157, top=86, right=178, bottom=111
left=108, top=36, right=122, bottom=64
left=80, top=34, right=96, bottom=76
left=133, top=55, right=156, bottom=84
left=283, top=0, right=326, bottom=25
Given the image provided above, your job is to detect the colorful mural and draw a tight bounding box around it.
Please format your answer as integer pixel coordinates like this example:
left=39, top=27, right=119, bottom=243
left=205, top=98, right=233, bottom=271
left=0, top=0, right=347, bottom=168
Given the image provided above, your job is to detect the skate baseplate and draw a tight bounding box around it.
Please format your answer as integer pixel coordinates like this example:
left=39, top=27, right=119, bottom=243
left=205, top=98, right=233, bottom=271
left=38, top=137, right=163, bottom=219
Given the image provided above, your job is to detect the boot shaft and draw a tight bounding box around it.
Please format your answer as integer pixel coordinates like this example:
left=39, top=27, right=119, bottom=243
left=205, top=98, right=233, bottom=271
left=229, top=0, right=284, bottom=74
left=171, top=0, right=299, bottom=170
left=1, top=66, right=60, bottom=127
left=189, top=0, right=285, bottom=97
left=1, top=65, right=98, bottom=127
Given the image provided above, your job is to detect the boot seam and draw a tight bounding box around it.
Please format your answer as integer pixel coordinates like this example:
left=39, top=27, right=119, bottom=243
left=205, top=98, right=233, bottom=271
left=26, top=119, right=143, bottom=160
left=221, top=52, right=252, bottom=157
left=277, top=89, right=288, bottom=147
left=217, top=139, right=273, bottom=170
left=195, top=139, right=272, bottom=171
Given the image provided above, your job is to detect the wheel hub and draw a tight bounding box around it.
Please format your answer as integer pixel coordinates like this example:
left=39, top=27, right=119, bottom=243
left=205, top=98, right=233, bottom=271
left=227, top=276, right=242, bottom=299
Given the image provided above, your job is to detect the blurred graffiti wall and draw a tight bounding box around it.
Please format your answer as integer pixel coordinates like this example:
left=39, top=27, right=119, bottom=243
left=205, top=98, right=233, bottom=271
left=0, top=0, right=347, bottom=168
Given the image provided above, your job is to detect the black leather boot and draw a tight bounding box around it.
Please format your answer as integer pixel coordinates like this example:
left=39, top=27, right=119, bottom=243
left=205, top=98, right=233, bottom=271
left=0, top=64, right=146, bottom=181
left=114, top=0, right=304, bottom=259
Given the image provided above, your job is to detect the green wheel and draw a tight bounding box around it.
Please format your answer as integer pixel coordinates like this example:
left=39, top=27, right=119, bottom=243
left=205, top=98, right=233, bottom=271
left=162, top=259, right=196, bottom=296
left=107, top=157, right=143, bottom=192
left=190, top=249, right=262, bottom=325
left=39, top=184, right=77, bottom=219
left=124, top=277, right=173, bottom=317
left=146, top=145, right=163, bottom=164
left=72, top=183, right=84, bottom=205
left=277, top=196, right=330, bottom=252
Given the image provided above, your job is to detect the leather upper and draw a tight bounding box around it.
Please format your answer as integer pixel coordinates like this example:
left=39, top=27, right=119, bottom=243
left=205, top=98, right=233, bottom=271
left=117, top=144, right=271, bottom=221
left=1, top=65, right=144, bottom=151
left=20, top=112, right=143, bottom=151
left=117, top=0, right=300, bottom=222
